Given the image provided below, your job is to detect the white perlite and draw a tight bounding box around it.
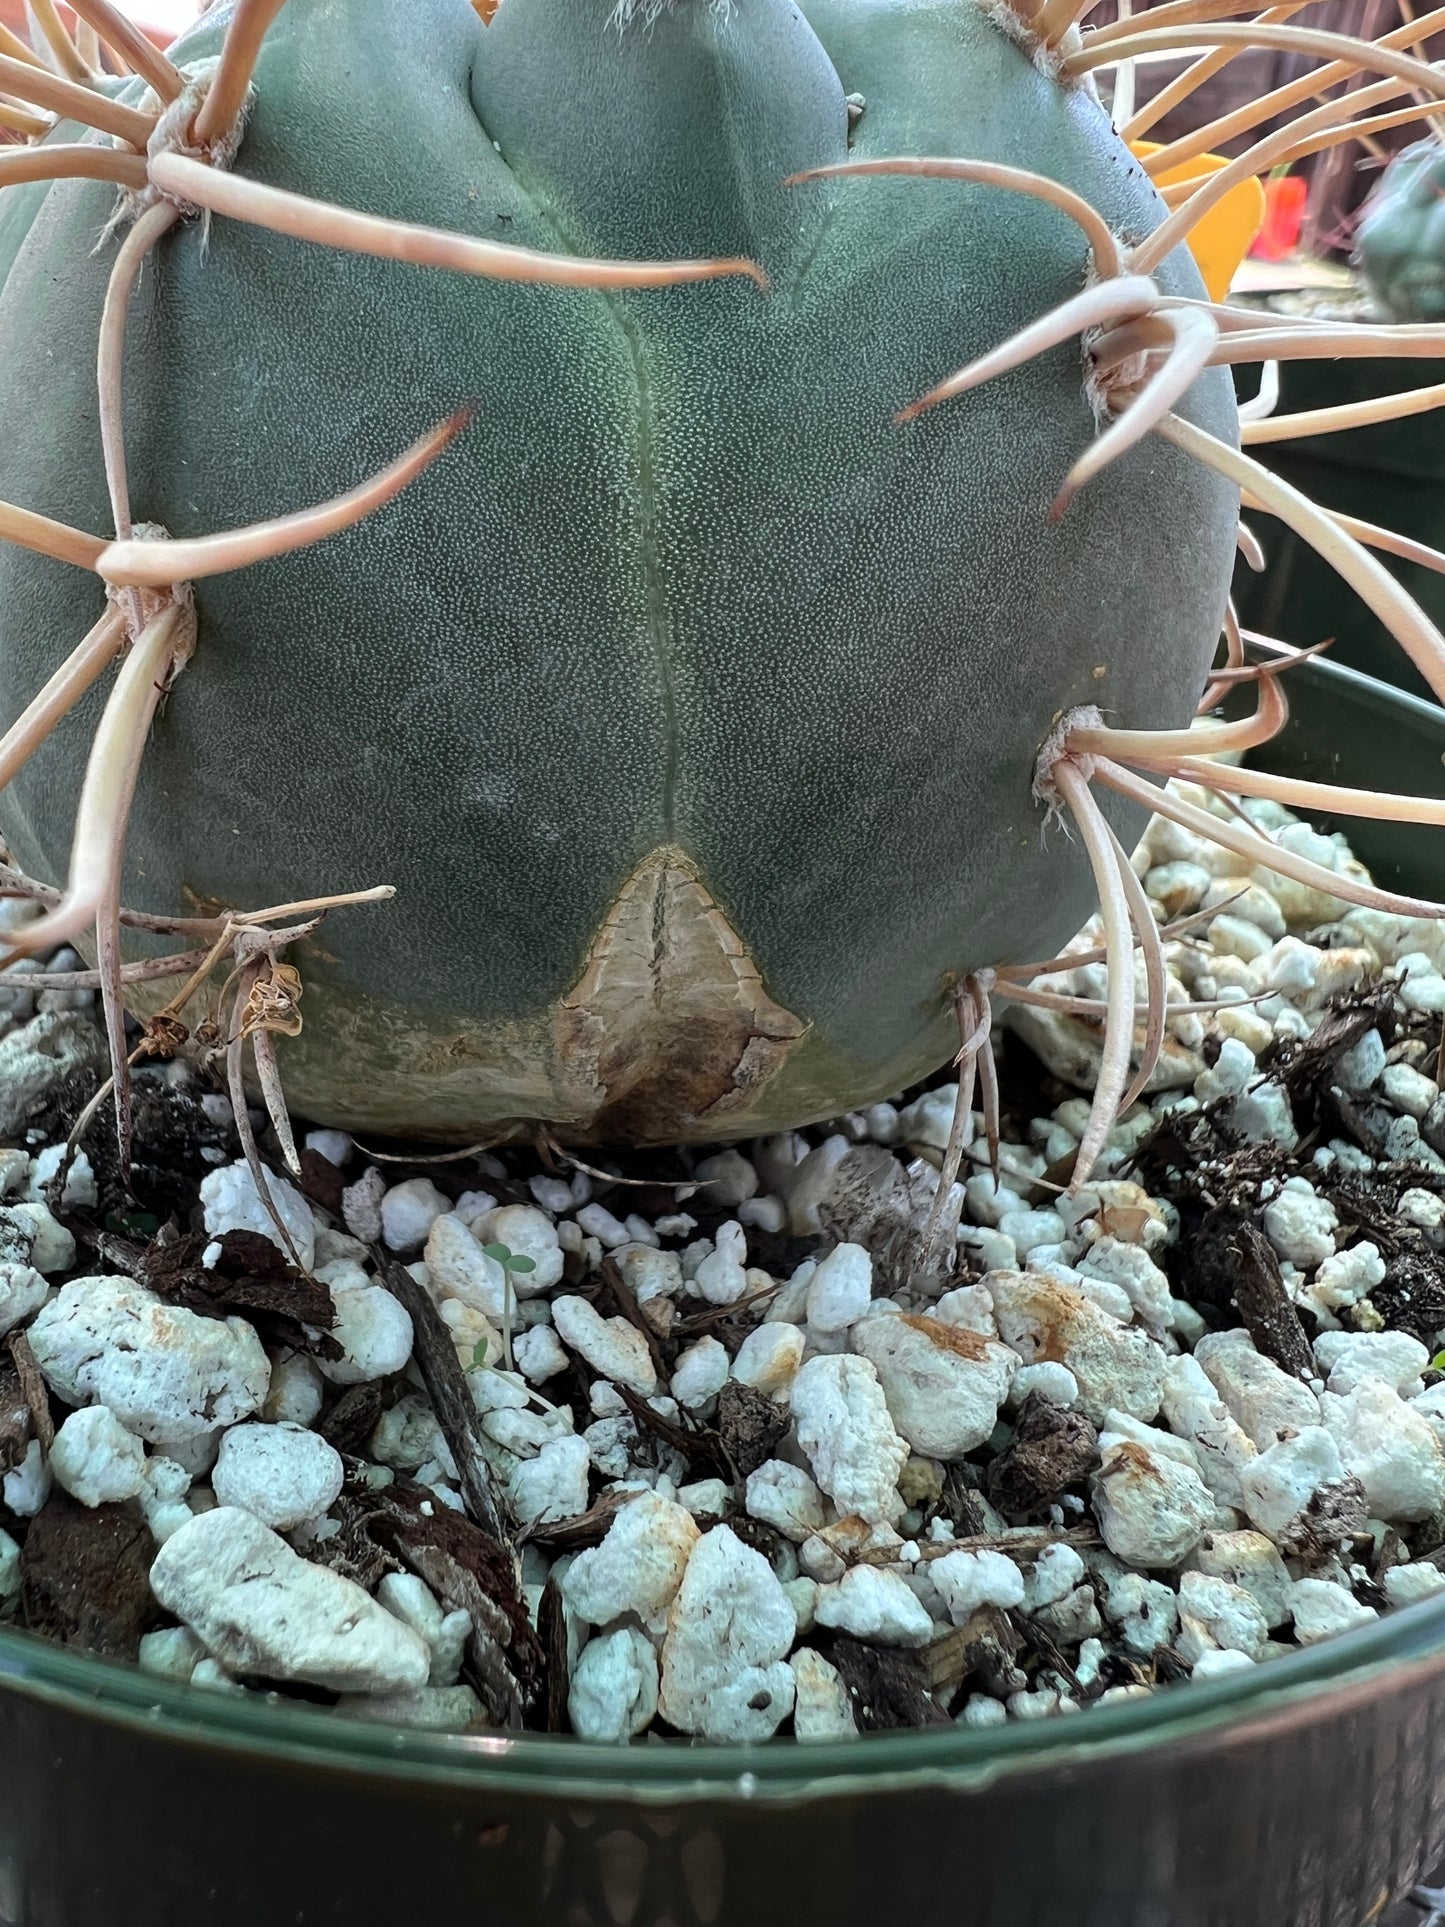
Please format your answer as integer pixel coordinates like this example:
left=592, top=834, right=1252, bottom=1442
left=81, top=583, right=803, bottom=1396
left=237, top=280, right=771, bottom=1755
left=29, top=1277, right=270, bottom=1445
left=424, top=1214, right=508, bottom=1319
left=200, top=1161, right=316, bottom=1270
left=791, top=1648, right=856, bottom=1741
left=509, top=1434, right=591, bottom=1526
left=551, top=1295, right=658, bottom=1396
left=989, top=1271, right=1166, bottom=1423
left=561, top=1491, right=699, bottom=1627
left=853, top=1314, right=1017, bottom=1460
left=929, top=1549, right=1026, bottom=1624
left=569, top=1628, right=660, bottom=1743
left=694, top=1221, right=750, bottom=1305
left=150, top=1507, right=430, bottom=1694
left=805, top=1242, right=873, bottom=1333
left=1322, top=1379, right=1445, bottom=1522
left=672, top=1336, right=730, bottom=1410
left=376, top=1573, right=471, bottom=1686
left=814, top=1565, right=934, bottom=1646
left=1237, top=1426, right=1349, bottom=1541
left=0, top=1261, right=47, bottom=1340
left=262, top=1352, right=325, bottom=1429
left=789, top=1353, right=909, bottom=1525
left=49, top=1405, right=146, bottom=1507
left=380, top=1177, right=451, bottom=1254
left=1189, top=1531, right=1293, bottom=1629
left=1091, top=1440, right=1214, bottom=1567
left=316, top=1281, right=414, bottom=1385
left=658, top=1526, right=797, bottom=1742
left=745, top=1459, right=827, bottom=1543
left=211, top=1422, right=345, bottom=1532
left=1176, top=1571, right=1269, bottom=1661
left=2, top=1200, right=75, bottom=1275
left=473, top=1205, right=565, bottom=1291
left=1159, top=1354, right=1256, bottom=1509
left=731, top=1322, right=806, bottom=1398
left=1194, top=1331, right=1319, bottom=1448
left=1315, top=1331, right=1430, bottom=1399
left=1290, top=1578, right=1378, bottom=1645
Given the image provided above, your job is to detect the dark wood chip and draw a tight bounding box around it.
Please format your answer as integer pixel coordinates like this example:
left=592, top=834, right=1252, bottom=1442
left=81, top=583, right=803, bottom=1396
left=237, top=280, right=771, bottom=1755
left=613, top=1380, right=706, bottom=1463
left=538, top=1573, right=570, bottom=1735
left=326, top=1469, right=542, bottom=1729
left=376, top=1255, right=511, bottom=1543
left=1189, top=1205, right=1313, bottom=1379
left=139, top=1225, right=342, bottom=1360
left=6, top=1331, right=53, bottom=1454
left=826, top=1635, right=950, bottom=1731
left=985, top=1393, right=1100, bottom=1520
left=0, top=1355, right=32, bottom=1476
left=713, top=1380, right=788, bottom=1479
left=372, top=1481, right=542, bottom=1730
left=937, top=1465, right=990, bottom=1537
left=317, top=1383, right=385, bottom=1455
left=20, top=1495, right=160, bottom=1660
left=1266, top=984, right=1397, bottom=1099
left=298, top=1146, right=346, bottom=1215
left=922, top=1605, right=1024, bottom=1701
left=524, top=1489, right=630, bottom=1552
left=1278, top=1473, right=1369, bottom=1562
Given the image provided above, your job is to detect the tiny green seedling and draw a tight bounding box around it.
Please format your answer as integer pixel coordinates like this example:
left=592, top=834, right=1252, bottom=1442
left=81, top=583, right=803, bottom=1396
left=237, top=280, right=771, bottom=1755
left=475, top=1242, right=535, bottom=1372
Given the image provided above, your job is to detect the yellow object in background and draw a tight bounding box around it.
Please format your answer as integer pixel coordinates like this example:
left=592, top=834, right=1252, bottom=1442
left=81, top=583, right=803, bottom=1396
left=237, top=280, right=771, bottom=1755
left=1131, top=140, right=1268, bottom=302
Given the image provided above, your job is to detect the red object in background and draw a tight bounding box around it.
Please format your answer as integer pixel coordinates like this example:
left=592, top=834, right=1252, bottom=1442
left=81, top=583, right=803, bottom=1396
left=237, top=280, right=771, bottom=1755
left=1250, top=175, right=1308, bottom=260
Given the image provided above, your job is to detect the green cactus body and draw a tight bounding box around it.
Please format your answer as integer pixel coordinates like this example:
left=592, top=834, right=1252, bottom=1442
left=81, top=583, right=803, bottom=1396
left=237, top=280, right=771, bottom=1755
left=0, top=0, right=1238, bottom=1144
left=1357, top=139, right=1445, bottom=325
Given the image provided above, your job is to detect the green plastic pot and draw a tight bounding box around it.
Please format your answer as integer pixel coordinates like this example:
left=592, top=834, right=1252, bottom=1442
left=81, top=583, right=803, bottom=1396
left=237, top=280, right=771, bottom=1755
left=2, top=655, right=1445, bottom=1927
left=1232, top=354, right=1445, bottom=701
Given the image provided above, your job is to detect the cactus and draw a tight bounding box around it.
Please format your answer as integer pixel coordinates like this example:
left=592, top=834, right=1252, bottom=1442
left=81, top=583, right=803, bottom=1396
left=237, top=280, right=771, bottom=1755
left=1358, top=138, right=1445, bottom=324
left=2, top=0, right=1445, bottom=1206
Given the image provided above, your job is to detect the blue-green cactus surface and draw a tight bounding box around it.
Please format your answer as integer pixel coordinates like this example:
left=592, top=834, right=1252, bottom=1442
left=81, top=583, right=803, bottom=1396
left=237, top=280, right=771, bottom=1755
left=0, top=0, right=1239, bottom=1142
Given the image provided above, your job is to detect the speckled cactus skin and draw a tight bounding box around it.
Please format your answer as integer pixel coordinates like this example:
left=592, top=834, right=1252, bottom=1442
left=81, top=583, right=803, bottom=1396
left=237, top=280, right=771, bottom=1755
left=0, top=0, right=1238, bottom=1143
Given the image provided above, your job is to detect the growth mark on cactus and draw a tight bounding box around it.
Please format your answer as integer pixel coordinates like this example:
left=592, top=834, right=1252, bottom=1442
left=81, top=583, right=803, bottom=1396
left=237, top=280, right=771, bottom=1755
left=557, top=847, right=808, bottom=1143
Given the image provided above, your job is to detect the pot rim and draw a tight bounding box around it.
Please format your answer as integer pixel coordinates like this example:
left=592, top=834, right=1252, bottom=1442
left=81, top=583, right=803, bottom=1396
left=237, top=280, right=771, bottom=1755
left=4, top=1584, right=1443, bottom=1803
